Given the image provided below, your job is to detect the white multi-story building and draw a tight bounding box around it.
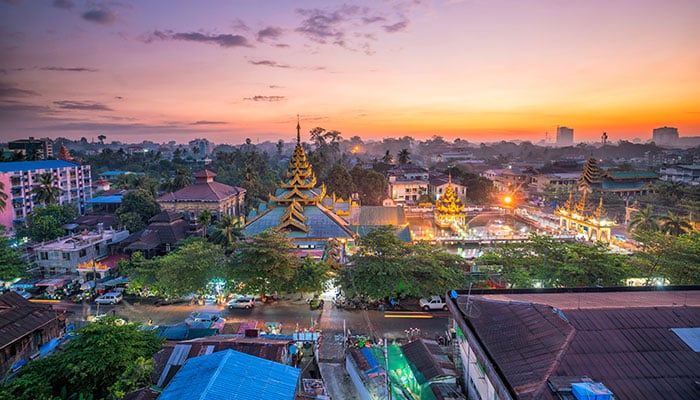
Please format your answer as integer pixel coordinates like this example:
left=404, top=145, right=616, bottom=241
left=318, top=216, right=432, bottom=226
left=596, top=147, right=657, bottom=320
left=0, top=160, right=92, bottom=232
left=386, top=164, right=430, bottom=205
left=659, top=164, right=700, bottom=186
left=33, top=227, right=129, bottom=277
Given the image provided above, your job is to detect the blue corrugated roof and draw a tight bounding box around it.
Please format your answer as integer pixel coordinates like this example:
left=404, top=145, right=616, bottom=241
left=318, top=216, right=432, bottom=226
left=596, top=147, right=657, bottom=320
left=0, top=160, right=80, bottom=172
left=159, top=349, right=300, bottom=400
left=87, top=195, right=123, bottom=204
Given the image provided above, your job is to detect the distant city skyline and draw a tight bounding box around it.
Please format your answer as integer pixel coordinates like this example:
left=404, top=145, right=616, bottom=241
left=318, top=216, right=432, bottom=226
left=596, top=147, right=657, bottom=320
left=1, top=1, right=699, bottom=145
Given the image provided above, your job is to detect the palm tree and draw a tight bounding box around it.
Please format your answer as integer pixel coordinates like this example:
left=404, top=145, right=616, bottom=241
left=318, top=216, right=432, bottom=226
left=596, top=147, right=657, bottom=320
left=171, top=168, right=191, bottom=191
left=31, top=172, right=63, bottom=205
left=658, top=211, right=692, bottom=236
left=0, top=181, right=7, bottom=212
left=197, top=209, right=212, bottom=238
left=210, top=214, right=243, bottom=248
left=398, top=148, right=411, bottom=165
left=628, top=205, right=659, bottom=233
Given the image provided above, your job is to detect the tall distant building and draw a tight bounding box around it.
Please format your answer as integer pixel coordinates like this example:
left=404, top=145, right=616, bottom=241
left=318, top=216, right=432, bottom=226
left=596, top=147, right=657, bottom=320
left=7, top=137, right=53, bottom=160
left=652, top=126, right=678, bottom=146
left=188, top=138, right=212, bottom=157
left=556, top=126, right=574, bottom=146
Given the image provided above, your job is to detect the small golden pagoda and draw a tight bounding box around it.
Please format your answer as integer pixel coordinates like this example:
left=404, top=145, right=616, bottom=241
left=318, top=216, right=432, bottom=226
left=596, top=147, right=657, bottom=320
left=554, top=186, right=617, bottom=243
left=434, top=173, right=466, bottom=229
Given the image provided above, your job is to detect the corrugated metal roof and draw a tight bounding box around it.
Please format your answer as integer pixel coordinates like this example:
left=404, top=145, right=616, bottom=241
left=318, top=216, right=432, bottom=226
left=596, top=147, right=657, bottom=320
left=159, top=349, right=299, bottom=400
left=0, top=292, right=65, bottom=349
left=243, top=205, right=353, bottom=239
left=460, top=293, right=700, bottom=400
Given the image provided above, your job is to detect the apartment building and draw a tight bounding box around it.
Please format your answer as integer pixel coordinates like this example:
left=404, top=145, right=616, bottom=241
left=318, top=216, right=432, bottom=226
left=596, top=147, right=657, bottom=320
left=0, top=160, right=92, bottom=231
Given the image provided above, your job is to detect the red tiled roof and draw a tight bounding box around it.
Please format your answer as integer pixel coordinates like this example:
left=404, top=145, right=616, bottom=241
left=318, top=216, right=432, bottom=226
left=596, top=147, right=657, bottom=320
left=158, top=181, right=245, bottom=203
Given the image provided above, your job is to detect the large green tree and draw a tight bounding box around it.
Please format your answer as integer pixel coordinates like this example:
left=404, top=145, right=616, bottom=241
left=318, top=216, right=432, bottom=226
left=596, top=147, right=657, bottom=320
left=155, top=238, right=227, bottom=298
left=628, top=230, right=700, bottom=285
left=343, top=226, right=467, bottom=299
left=116, top=189, right=161, bottom=233
left=325, top=164, right=354, bottom=199
left=230, top=229, right=301, bottom=296
left=0, top=236, right=27, bottom=281
left=0, top=317, right=163, bottom=400
left=479, top=234, right=629, bottom=288
left=350, top=165, right=387, bottom=206
left=21, top=204, right=78, bottom=243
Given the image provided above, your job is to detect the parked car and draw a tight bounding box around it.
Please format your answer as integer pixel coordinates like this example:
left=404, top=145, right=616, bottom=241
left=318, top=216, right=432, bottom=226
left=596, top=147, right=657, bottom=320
left=185, top=312, right=226, bottom=332
left=95, top=292, right=123, bottom=305
left=419, top=295, right=447, bottom=311
left=227, top=296, right=255, bottom=310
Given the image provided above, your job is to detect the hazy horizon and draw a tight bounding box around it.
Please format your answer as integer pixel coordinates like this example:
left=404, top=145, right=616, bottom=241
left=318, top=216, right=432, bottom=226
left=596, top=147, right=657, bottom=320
left=2, top=1, right=699, bottom=144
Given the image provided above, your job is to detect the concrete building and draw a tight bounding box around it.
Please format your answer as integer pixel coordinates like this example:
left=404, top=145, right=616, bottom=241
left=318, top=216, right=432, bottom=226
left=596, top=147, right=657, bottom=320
left=556, top=126, right=574, bottom=146
left=653, top=126, right=679, bottom=146
left=659, top=164, right=700, bottom=186
left=33, top=228, right=129, bottom=277
left=188, top=138, right=213, bottom=157
left=387, top=164, right=430, bottom=205
left=157, top=170, right=246, bottom=222
left=529, top=172, right=580, bottom=195
left=0, top=160, right=92, bottom=232
left=7, top=137, right=53, bottom=160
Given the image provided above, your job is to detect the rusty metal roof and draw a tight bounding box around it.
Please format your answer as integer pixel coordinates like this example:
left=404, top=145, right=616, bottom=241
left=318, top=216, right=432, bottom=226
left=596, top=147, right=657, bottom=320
left=458, top=292, right=700, bottom=400
left=0, top=292, right=63, bottom=349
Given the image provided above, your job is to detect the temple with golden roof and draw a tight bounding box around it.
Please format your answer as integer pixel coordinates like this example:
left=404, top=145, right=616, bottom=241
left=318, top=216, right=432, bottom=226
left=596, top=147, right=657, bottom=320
left=242, top=120, right=355, bottom=261
left=434, top=174, right=466, bottom=229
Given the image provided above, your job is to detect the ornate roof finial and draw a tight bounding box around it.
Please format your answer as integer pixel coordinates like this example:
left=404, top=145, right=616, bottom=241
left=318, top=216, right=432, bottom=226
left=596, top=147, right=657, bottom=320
left=296, top=114, right=301, bottom=145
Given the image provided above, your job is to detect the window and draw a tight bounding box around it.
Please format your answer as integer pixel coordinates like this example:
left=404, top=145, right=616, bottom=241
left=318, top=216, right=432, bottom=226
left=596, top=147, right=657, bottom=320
left=79, top=249, right=87, bottom=257
left=63, top=253, right=70, bottom=260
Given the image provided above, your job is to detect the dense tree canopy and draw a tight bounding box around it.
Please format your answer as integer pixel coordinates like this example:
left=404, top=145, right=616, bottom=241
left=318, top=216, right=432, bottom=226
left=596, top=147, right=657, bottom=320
left=350, top=165, right=387, bottom=206
left=116, top=189, right=161, bottom=233
left=628, top=230, right=700, bottom=285
left=20, top=204, right=78, bottom=243
left=229, top=229, right=302, bottom=296
left=478, top=234, right=630, bottom=288
left=342, top=226, right=467, bottom=299
left=0, top=236, right=27, bottom=281
left=0, top=317, right=163, bottom=400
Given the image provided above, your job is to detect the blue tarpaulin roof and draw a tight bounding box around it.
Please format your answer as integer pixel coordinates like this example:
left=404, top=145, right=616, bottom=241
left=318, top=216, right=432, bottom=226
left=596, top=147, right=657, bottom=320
left=159, top=349, right=300, bottom=400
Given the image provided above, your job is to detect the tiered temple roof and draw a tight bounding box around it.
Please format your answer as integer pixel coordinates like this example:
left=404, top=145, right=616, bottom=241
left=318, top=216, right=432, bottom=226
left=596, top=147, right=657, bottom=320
left=242, top=120, right=354, bottom=258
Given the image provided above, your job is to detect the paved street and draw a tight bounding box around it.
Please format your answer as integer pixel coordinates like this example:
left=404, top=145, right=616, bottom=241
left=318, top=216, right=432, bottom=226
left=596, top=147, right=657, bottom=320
left=51, top=295, right=452, bottom=341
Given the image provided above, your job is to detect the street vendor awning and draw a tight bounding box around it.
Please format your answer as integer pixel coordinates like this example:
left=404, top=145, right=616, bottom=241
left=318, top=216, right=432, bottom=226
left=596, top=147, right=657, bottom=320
left=10, top=278, right=41, bottom=289
left=36, top=277, right=73, bottom=287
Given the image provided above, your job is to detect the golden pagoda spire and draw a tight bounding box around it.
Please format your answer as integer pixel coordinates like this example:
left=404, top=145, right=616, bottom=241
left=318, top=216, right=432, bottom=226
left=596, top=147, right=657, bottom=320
left=269, top=118, right=325, bottom=206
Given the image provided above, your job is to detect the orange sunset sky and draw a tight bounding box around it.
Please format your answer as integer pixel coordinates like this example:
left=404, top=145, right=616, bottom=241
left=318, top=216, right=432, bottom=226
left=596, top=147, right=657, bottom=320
left=1, top=0, right=699, bottom=145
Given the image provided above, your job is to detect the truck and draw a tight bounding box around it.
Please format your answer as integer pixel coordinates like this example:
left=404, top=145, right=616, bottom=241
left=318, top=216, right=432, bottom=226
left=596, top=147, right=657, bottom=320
left=419, top=295, right=447, bottom=311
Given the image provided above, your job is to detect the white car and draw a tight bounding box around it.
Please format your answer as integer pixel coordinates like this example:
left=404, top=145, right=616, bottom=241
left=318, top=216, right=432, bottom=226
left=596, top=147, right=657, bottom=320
left=186, top=312, right=226, bottom=332
left=419, top=295, right=447, bottom=311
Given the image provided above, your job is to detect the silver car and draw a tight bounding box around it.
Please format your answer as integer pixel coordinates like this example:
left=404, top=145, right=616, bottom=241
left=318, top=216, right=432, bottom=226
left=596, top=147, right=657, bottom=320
left=228, top=296, right=255, bottom=309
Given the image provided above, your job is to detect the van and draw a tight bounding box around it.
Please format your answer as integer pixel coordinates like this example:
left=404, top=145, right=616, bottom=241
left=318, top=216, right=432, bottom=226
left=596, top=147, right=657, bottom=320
left=95, top=292, right=123, bottom=305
